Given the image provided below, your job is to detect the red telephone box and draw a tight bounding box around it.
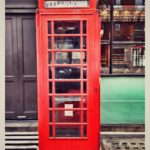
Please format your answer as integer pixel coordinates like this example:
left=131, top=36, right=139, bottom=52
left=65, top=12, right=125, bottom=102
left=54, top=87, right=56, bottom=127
left=36, top=0, right=100, bottom=150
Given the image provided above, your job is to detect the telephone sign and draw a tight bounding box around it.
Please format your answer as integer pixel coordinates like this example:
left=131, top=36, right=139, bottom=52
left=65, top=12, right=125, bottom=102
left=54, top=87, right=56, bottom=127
left=45, top=1, right=89, bottom=8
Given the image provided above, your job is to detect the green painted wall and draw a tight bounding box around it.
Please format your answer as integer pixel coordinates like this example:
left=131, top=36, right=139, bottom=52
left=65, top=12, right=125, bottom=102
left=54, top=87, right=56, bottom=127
left=101, top=77, right=145, bottom=124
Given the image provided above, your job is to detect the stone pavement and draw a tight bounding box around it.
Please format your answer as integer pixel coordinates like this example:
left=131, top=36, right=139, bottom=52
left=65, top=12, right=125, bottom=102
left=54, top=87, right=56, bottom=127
left=5, top=131, right=145, bottom=150
left=5, top=121, right=145, bottom=150
left=101, top=132, right=145, bottom=150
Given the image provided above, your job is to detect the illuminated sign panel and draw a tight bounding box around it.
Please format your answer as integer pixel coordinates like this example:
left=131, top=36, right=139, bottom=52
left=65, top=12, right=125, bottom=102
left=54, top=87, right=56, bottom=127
left=45, top=1, right=89, bottom=8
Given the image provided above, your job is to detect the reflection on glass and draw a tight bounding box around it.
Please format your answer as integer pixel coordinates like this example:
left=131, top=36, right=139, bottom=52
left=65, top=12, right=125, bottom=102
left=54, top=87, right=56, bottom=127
left=48, top=21, right=51, bottom=34
left=49, top=111, right=53, bottom=122
left=112, top=45, right=145, bottom=74
left=83, top=52, right=87, bottom=64
left=49, top=125, right=53, bottom=137
left=56, top=126, right=80, bottom=137
left=55, top=96, right=80, bottom=108
left=55, top=67, right=80, bottom=79
left=49, top=96, right=53, bottom=108
left=83, top=67, right=87, bottom=79
left=48, top=37, right=52, bottom=49
left=55, top=82, right=80, bottom=93
left=54, top=21, right=80, bottom=34
left=49, top=82, right=52, bottom=93
left=83, top=21, right=86, bottom=34
left=55, top=52, right=81, bottom=64
left=54, top=37, right=80, bottom=49
left=55, top=110, right=81, bottom=123
left=83, top=125, right=87, bottom=137
left=83, top=82, right=87, bottom=93
left=83, top=36, right=87, bottom=49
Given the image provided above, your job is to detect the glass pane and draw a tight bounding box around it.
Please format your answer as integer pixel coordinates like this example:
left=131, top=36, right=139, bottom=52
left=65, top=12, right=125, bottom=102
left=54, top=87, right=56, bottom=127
left=134, top=23, right=145, bottom=41
left=56, top=125, right=80, bottom=137
left=48, top=21, right=51, bottom=34
left=83, top=36, right=87, bottom=49
left=83, top=110, right=87, bottom=122
left=55, top=96, right=80, bottom=108
left=83, top=67, right=87, bottom=79
left=112, top=45, right=145, bottom=74
left=49, top=67, right=52, bottom=79
left=83, top=21, right=86, bottom=34
left=48, top=52, right=52, bottom=64
left=55, top=110, right=81, bottom=123
left=49, top=125, right=53, bottom=137
left=83, top=81, right=87, bottom=93
left=49, top=82, right=52, bottom=93
left=113, top=22, right=145, bottom=42
left=54, top=37, right=80, bottom=49
left=48, top=37, right=52, bottom=49
left=83, top=52, right=87, bottom=64
left=49, top=111, right=53, bottom=122
left=54, top=21, right=80, bottom=34
left=55, top=67, right=80, bottom=79
left=135, top=0, right=143, bottom=5
left=83, top=96, right=87, bottom=108
left=55, top=82, right=80, bottom=93
left=83, top=125, right=87, bottom=137
left=49, top=96, right=53, bottom=108
left=115, top=0, right=121, bottom=5
left=55, top=52, right=81, bottom=64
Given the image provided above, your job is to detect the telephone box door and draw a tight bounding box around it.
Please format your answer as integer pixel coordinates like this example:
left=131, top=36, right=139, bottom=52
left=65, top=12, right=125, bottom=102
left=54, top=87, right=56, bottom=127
left=37, top=13, right=100, bottom=150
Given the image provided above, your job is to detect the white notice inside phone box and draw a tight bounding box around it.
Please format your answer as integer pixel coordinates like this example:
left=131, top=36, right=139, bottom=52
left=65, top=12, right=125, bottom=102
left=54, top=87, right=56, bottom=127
left=64, top=104, right=73, bottom=117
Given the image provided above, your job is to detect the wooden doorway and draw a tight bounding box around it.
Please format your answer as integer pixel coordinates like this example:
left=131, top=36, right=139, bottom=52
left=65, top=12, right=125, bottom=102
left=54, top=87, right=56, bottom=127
left=5, top=14, right=37, bottom=119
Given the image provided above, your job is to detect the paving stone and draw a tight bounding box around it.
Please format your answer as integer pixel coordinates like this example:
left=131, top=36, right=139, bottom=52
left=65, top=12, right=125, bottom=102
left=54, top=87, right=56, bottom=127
left=101, top=135, right=145, bottom=150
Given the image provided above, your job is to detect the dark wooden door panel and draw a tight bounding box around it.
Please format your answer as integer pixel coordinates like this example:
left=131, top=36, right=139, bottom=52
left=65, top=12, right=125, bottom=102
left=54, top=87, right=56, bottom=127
left=23, top=81, right=37, bottom=118
left=5, top=14, right=37, bottom=120
left=17, top=16, right=37, bottom=119
left=5, top=16, right=18, bottom=119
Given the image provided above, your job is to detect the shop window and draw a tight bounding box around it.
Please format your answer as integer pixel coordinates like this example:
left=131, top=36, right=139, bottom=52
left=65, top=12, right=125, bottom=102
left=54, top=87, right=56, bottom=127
left=134, top=23, right=145, bottom=41
left=114, top=0, right=144, bottom=5
left=112, top=45, right=145, bottom=74
left=115, top=0, right=121, bottom=5
left=113, top=48, right=125, bottom=61
left=132, top=46, right=145, bottom=67
left=115, top=23, right=121, bottom=32
left=100, top=0, right=144, bottom=6
left=114, top=23, right=134, bottom=41
left=101, top=22, right=110, bottom=41
left=113, top=22, right=145, bottom=42
left=99, top=0, right=111, bottom=6
left=135, top=0, right=144, bottom=5
left=101, top=44, right=109, bottom=74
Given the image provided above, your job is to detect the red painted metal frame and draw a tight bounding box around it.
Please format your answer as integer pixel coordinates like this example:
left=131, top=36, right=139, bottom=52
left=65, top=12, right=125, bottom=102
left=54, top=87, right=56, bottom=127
left=38, top=0, right=97, bottom=9
left=36, top=8, right=100, bottom=150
